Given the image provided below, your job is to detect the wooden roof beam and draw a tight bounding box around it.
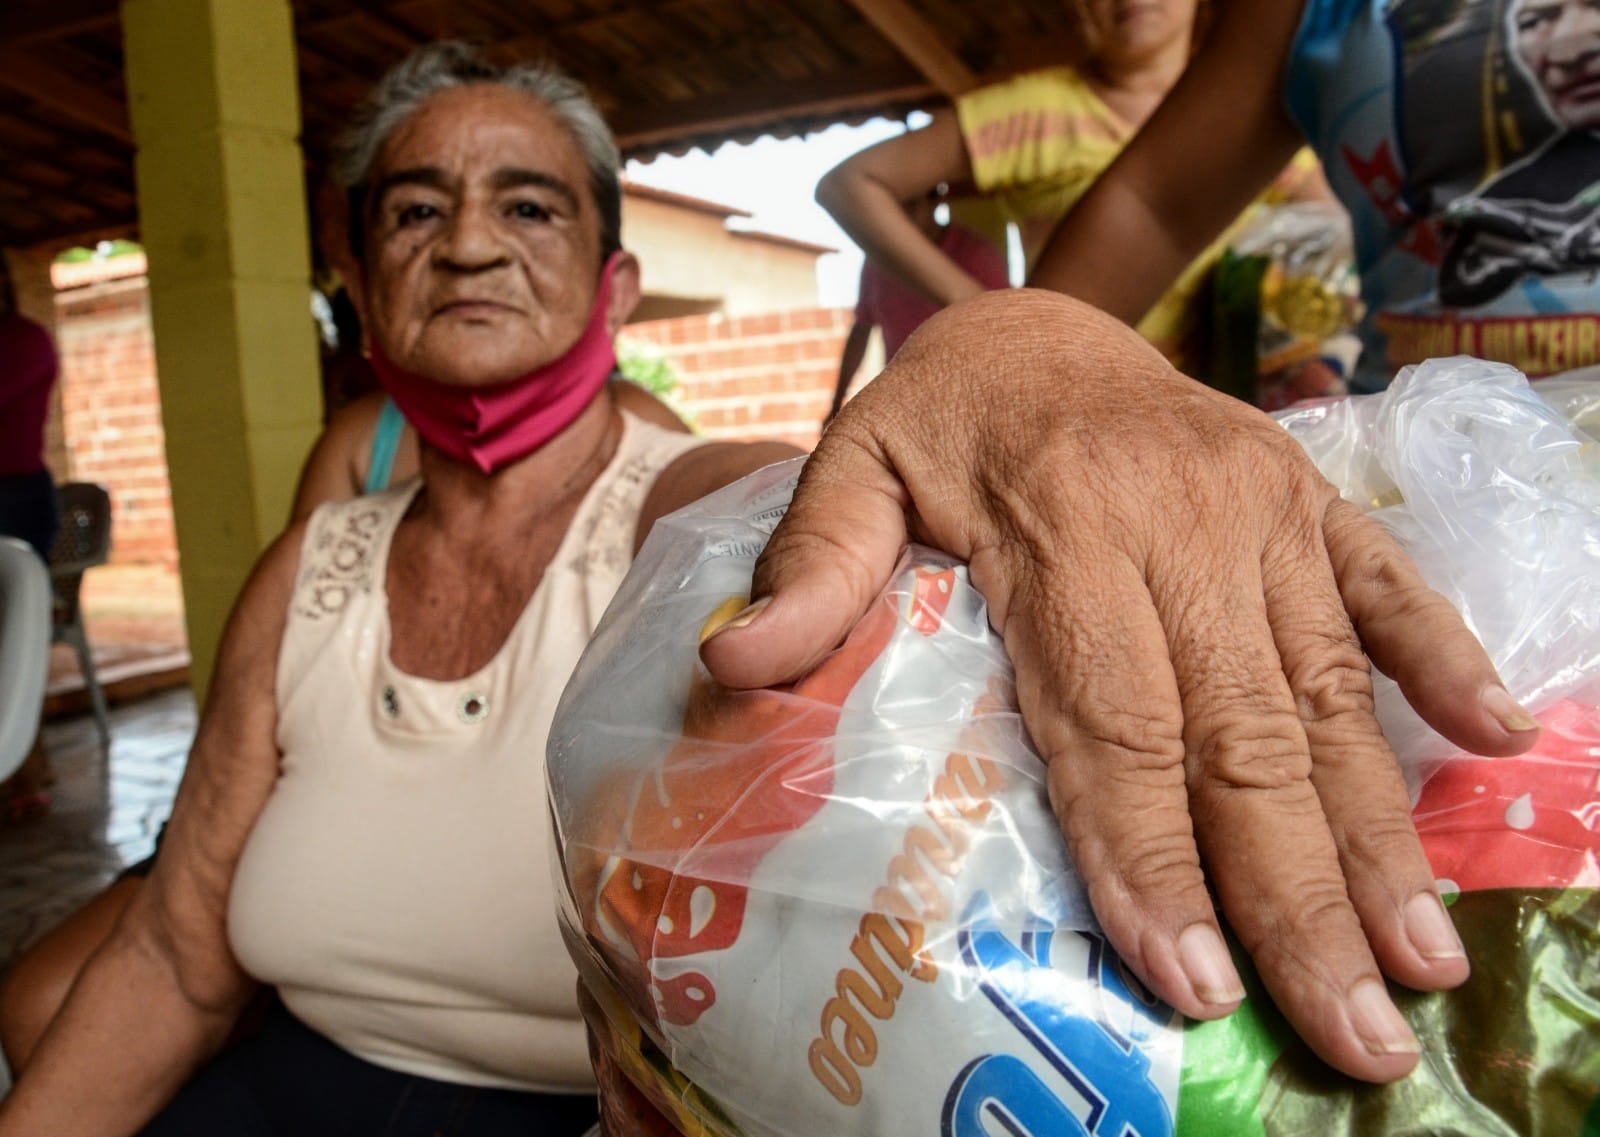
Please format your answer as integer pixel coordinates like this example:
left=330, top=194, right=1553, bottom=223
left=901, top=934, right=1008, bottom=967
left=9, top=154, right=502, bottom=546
left=0, top=51, right=131, bottom=143
left=0, top=0, right=118, bottom=43
left=0, top=184, right=95, bottom=235
left=613, top=63, right=935, bottom=152
left=294, top=3, right=422, bottom=52
left=839, top=0, right=978, bottom=97
left=8, top=159, right=134, bottom=214
left=0, top=119, right=132, bottom=170
left=1, top=217, right=139, bottom=255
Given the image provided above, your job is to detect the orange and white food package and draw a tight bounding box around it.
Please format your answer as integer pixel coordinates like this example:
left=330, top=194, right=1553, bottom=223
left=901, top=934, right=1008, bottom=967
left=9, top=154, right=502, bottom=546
left=548, top=359, right=1600, bottom=1137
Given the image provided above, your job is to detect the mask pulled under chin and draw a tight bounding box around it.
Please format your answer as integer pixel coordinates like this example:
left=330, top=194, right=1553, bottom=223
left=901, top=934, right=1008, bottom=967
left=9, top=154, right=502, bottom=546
left=368, top=254, right=620, bottom=475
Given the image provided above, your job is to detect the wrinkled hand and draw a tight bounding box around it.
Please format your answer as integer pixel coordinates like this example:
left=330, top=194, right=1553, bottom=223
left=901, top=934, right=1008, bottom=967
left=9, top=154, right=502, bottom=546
left=700, top=290, right=1540, bottom=1083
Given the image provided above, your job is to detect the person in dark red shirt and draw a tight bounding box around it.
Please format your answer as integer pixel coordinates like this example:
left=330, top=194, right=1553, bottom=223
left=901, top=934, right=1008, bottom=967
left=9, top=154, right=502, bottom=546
left=0, top=258, right=60, bottom=823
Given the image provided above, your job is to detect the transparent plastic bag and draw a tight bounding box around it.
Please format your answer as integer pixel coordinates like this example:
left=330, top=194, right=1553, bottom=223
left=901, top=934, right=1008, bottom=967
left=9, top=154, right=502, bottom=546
left=1209, top=202, right=1363, bottom=409
left=1273, top=357, right=1600, bottom=775
left=549, top=363, right=1600, bottom=1136
left=549, top=463, right=1131, bottom=1137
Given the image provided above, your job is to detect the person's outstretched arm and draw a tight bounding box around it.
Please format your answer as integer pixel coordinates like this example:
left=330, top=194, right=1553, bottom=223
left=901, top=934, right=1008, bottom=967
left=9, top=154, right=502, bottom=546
left=0, top=529, right=300, bottom=1136
left=816, top=111, right=987, bottom=307
left=701, top=290, right=1539, bottom=1086
left=1030, top=0, right=1310, bottom=322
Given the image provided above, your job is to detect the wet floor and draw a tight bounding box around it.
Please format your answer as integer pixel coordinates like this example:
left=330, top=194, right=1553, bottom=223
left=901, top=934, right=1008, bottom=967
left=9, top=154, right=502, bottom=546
left=0, top=688, right=193, bottom=988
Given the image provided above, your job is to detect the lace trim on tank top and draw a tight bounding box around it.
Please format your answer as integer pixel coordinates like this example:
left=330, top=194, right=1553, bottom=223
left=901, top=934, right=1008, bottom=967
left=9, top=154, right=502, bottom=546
left=564, top=446, right=679, bottom=580
left=291, top=416, right=701, bottom=622
left=291, top=492, right=404, bottom=622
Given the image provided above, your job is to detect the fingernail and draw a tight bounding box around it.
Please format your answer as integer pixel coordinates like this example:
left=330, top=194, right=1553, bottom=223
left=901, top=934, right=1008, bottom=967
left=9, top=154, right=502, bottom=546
left=699, top=595, right=770, bottom=643
left=1481, top=685, right=1540, bottom=735
left=1348, top=979, right=1418, bottom=1056
left=698, top=596, right=750, bottom=643
left=1177, top=924, right=1245, bottom=1006
left=1403, top=891, right=1465, bottom=962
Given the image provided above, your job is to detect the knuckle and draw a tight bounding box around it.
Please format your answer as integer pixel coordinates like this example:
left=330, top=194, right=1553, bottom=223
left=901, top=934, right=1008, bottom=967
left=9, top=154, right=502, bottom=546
left=1063, top=811, right=1203, bottom=912
left=1290, top=651, right=1376, bottom=724
left=1331, top=529, right=1428, bottom=610
left=1045, top=724, right=1187, bottom=828
left=1198, top=410, right=1317, bottom=486
left=1332, top=808, right=1422, bottom=873
left=1357, top=564, right=1435, bottom=619
left=1383, top=586, right=1452, bottom=631
left=985, top=476, right=1068, bottom=558
left=1078, top=706, right=1188, bottom=768
left=1233, top=880, right=1357, bottom=978
left=1163, top=447, right=1242, bottom=526
left=754, top=524, right=882, bottom=610
left=1109, top=834, right=1206, bottom=899
left=1191, top=724, right=1313, bottom=794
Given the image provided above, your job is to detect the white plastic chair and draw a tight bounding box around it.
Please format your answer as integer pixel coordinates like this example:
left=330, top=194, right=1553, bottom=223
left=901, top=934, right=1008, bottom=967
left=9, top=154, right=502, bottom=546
left=0, top=536, right=52, bottom=783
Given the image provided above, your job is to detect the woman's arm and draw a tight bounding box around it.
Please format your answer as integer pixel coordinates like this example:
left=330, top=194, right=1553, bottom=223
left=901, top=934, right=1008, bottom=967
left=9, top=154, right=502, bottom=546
left=0, top=528, right=301, bottom=1136
left=288, top=391, right=392, bottom=521
left=1030, top=0, right=1310, bottom=320
left=816, top=110, right=986, bottom=307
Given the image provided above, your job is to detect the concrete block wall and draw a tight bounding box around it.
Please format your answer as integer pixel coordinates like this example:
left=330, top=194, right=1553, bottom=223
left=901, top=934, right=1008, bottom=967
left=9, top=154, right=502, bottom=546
left=52, top=278, right=178, bottom=570
left=43, top=285, right=864, bottom=576
left=627, top=306, right=857, bottom=450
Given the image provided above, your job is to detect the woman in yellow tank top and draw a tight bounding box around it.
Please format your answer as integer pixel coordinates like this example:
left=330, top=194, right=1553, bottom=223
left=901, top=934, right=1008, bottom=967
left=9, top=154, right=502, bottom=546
left=818, top=0, right=1328, bottom=371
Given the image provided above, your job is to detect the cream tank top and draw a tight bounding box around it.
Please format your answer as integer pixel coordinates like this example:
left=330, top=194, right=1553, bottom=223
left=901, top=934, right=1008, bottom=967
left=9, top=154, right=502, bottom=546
left=229, top=412, right=706, bottom=1092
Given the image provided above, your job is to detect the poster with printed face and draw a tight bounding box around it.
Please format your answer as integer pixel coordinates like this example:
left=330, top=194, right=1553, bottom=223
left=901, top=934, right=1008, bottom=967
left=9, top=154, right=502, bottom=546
left=1388, top=0, right=1600, bottom=306
left=1298, top=0, right=1599, bottom=383
left=1399, top=0, right=1600, bottom=301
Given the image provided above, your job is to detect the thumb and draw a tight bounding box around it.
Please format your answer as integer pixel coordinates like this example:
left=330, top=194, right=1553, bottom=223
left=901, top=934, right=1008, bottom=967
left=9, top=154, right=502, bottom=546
left=699, top=431, right=910, bottom=688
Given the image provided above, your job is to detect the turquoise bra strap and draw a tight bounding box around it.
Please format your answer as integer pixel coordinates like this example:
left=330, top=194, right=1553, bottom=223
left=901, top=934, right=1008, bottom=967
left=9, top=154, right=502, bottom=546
left=364, top=396, right=405, bottom=494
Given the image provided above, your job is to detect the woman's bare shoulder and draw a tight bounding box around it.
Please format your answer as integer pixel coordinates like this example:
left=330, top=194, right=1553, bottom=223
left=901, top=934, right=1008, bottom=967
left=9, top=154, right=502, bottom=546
left=288, top=391, right=393, bottom=522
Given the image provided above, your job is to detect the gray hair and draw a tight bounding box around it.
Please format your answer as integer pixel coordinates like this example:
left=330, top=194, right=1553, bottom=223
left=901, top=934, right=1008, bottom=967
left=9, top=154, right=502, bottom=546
left=333, top=42, right=622, bottom=261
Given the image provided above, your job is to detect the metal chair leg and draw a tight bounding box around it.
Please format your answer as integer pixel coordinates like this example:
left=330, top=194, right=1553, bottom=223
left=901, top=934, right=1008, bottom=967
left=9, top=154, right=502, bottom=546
left=67, top=623, right=112, bottom=749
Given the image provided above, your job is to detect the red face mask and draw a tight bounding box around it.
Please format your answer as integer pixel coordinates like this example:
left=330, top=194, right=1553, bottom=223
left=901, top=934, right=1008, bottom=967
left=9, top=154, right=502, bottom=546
left=368, top=255, right=620, bottom=475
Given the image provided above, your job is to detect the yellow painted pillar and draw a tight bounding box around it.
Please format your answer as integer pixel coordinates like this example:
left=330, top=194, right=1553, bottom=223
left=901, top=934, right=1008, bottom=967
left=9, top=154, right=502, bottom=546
left=122, top=0, right=319, bottom=698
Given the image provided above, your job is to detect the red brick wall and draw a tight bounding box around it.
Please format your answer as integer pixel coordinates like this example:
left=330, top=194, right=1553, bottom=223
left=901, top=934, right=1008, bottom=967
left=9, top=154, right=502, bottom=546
left=45, top=288, right=852, bottom=576
left=52, top=279, right=178, bottom=570
left=628, top=306, right=853, bottom=450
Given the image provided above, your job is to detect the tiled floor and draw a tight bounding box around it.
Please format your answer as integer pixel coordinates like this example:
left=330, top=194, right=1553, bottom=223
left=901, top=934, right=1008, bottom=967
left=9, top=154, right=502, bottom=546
left=0, top=688, right=195, bottom=973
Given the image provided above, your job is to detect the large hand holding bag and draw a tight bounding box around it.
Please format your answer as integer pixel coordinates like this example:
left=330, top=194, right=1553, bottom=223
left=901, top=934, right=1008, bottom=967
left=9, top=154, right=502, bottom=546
left=548, top=359, right=1600, bottom=1136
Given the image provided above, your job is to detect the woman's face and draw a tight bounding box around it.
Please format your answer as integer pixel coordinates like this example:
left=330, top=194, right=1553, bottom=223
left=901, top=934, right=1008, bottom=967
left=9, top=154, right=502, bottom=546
left=358, top=84, right=604, bottom=386
left=1084, top=0, right=1198, bottom=67
left=1512, top=0, right=1600, bottom=129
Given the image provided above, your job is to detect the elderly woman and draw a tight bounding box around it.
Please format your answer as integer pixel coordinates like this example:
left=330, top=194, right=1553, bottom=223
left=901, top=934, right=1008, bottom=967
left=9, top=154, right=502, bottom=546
left=0, top=39, right=1541, bottom=1136
left=0, top=44, right=791, bottom=1136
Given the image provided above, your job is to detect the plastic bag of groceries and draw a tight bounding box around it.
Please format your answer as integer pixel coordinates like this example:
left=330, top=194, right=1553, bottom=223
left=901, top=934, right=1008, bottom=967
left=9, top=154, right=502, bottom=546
left=1275, top=358, right=1600, bottom=776
left=1209, top=202, right=1363, bottom=409
left=547, top=359, right=1600, bottom=1137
